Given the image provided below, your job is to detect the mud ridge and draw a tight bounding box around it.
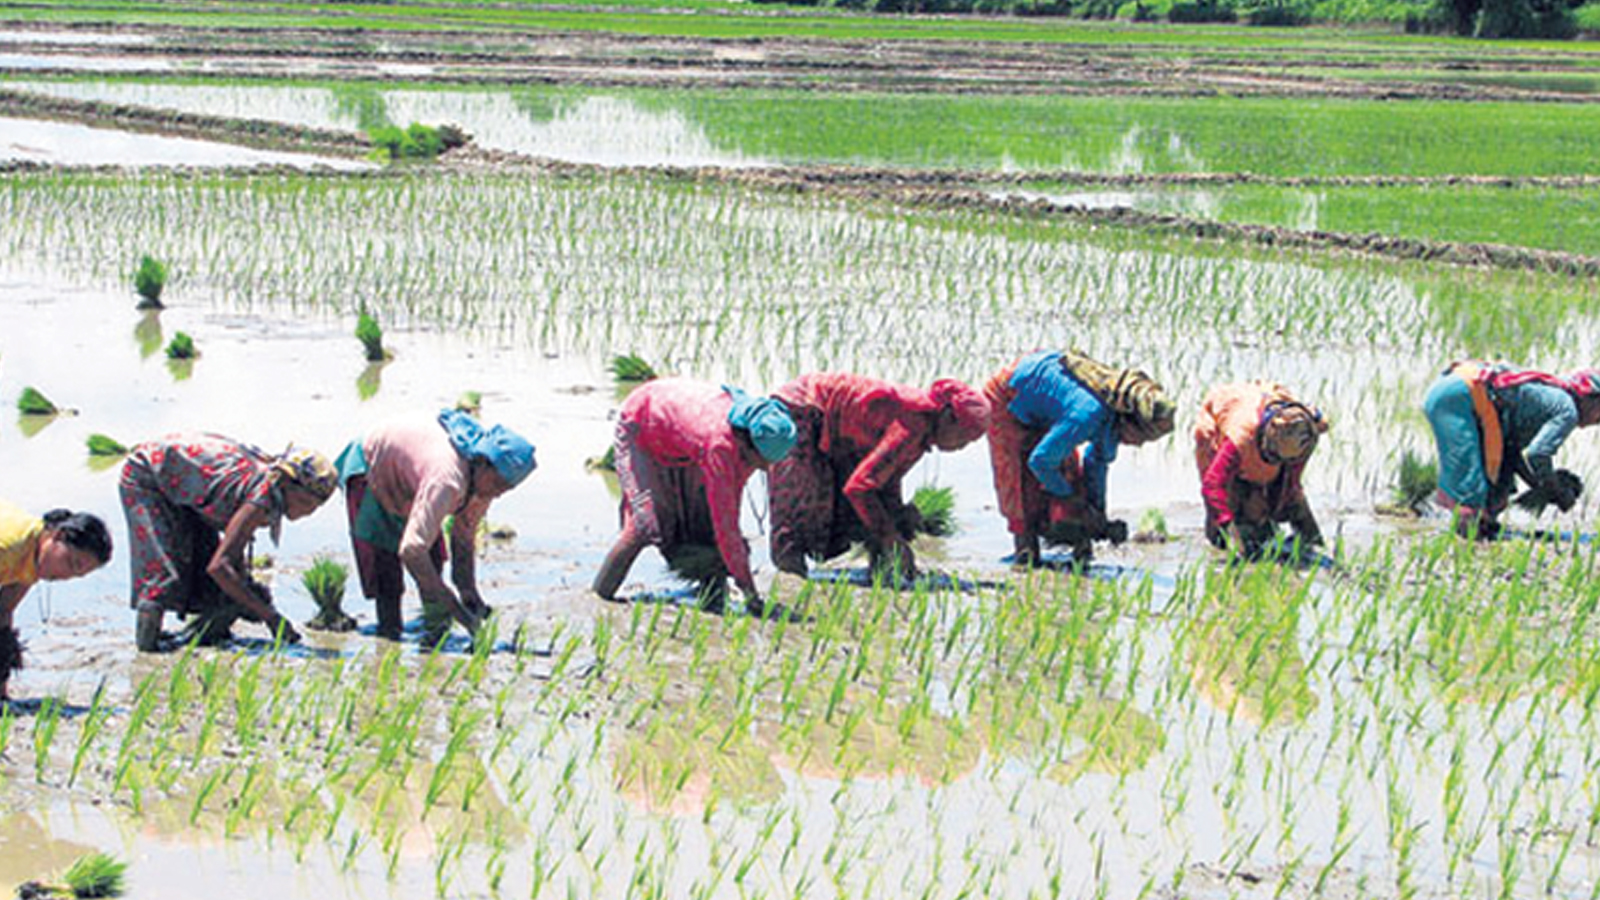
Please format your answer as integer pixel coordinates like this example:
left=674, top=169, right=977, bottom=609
left=0, top=88, right=369, bottom=156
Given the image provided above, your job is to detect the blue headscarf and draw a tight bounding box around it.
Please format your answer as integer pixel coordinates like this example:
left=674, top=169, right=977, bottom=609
left=438, top=409, right=537, bottom=488
left=723, top=387, right=796, bottom=463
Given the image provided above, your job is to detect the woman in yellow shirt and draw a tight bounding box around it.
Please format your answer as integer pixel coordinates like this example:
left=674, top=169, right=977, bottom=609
left=0, top=501, right=113, bottom=699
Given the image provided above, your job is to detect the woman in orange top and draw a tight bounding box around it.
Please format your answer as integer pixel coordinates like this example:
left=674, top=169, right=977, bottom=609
left=1194, top=382, right=1328, bottom=556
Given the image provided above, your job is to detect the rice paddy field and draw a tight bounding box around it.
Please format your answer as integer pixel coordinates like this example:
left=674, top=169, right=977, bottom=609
left=3, top=5, right=1600, bottom=900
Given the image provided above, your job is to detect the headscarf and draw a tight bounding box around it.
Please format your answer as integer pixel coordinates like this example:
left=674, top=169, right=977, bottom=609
left=927, top=378, right=991, bottom=446
left=272, top=448, right=339, bottom=502
left=438, top=409, right=538, bottom=488
left=1470, top=362, right=1600, bottom=400
left=1259, top=401, right=1328, bottom=463
left=1060, top=349, right=1175, bottom=441
left=724, top=387, right=797, bottom=463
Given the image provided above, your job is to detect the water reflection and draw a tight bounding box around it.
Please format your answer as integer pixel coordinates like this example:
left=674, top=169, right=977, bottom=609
left=133, top=310, right=163, bottom=360
left=1183, top=566, right=1318, bottom=727
left=356, top=359, right=388, bottom=401
left=0, top=116, right=372, bottom=169
left=0, top=811, right=97, bottom=886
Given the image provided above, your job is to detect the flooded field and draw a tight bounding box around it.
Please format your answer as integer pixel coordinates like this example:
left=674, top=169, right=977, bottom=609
left=2, top=6, right=1600, bottom=897
left=10, top=77, right=1600, bottom=176
left=2, top=164, right=1600, bottom=897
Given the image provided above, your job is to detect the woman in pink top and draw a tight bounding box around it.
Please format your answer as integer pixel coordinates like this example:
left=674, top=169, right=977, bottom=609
left=594, top=378, right=796, bottom=615
left=1194, top=382, right=1328, bottom=556
left=336, top=409, right=536, bottom=643
left=768, top=373, right=989, bottom=580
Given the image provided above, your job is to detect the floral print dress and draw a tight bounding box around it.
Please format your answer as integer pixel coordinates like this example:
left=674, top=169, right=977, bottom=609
left=119, top=434, right=283, bottom=614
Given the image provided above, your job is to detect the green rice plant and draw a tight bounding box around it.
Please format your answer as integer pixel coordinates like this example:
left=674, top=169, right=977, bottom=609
left=910, top=486, right=957, bottom=537
left=1390, top=448, right=1439, bottom=514
left=610, top=353, right=658, bottom=384
left=368, top=122, right=462, bottom=161
left=17, top=386, right=59, bottom=416
left=19, top=851, right=128, bottom=898
left=133, top=254, right=166, bottom=309
left=85, top=434, right=129, bottom=458
left=356, top=309, right=388, bottom=362
left=302, top=556, right=356, bottom=632
left=1134, top=508, right=1170, bottom=542
left=164, top=332, right=196, bottom=360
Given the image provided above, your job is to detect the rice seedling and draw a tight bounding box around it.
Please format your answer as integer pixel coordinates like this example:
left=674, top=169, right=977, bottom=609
left=17, top=852, right=128, bottom=899
left=16, top=386, right=60, bottom=416
left=302, top=555, right=356, bottom=632
left=910, top=485, right=957, bottom=537
left=355, top=308, right=389, bottom=362
left=164, top=331, right=197, bottom=360
left=1384, top=448, right=1439, bottom=515
left=133, top=254, right=166, bottom=309
left=85, top=434, right=129, bottom=457
left=367, top=122, right=465, bottom=162
left=611, top=353, right=659, bottom=384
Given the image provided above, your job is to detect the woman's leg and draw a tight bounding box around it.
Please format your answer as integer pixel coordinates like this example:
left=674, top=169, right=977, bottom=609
left=1424, top=375, right=1490, bottom=532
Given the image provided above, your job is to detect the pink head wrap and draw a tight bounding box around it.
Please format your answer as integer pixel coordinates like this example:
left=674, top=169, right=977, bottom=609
left=928, top=379, right=991, bottom=447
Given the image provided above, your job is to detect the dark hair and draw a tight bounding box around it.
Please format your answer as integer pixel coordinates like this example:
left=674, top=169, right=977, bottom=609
left=41, top=509, right=113, bottom=565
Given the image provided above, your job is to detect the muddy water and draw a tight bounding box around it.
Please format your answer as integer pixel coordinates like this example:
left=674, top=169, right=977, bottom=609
left=3, top=171, right=1600, bottom=899
left=0, top=116, right=374, bottom=168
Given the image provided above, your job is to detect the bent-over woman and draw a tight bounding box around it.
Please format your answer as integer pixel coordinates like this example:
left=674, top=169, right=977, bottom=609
left=1424, top=362, right=1600, bottom=537
left=0, top=502, right=112, bottom=697
left=1194, top=382, right=1328, bottom=555
left=336, top=410, right=536, bottom=644
left=768, top=373, right=989, bottom=580
left=594, top=378, right=796, bottom=615
left=121, top=435, right=336, bottom=651
left=986, top=349, right=1175, bottom=565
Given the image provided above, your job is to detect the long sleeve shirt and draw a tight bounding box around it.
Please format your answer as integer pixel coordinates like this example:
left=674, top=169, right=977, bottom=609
left=1006, top=351, right=1117, bottom=510
left=1498, top=382, right=1578, bottom=486
left=359, top=416, right=477, bottom=562
left=622, top=379, right=758, bottom=587
left=777, top=373, right=938, bottom=548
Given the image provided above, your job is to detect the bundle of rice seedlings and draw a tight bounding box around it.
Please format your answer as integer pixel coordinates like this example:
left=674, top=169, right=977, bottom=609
left=610, top=354, right=658, bottom=384
left=302, top=556, right=356, bottom=632
left=356, top=310, right=388, bottom=362
left=1132, top=507, right=1170, bottom=543
left=910, top=486, right=957, bottom=537
left=85, top=434, right=128, bottom=458
left=133, top=255, right=166, bottom=309
left=17, top=387, right=58, bottom=416
left=164, top=332, right=196, bottom=360
left=1392, top=449, right=1438, bottom=513
left=18, top=851, right=128, bottom=898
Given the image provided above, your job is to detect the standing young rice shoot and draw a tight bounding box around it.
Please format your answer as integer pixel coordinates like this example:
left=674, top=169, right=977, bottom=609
left=133, top=255, right=166, bottom=309
left=356, top=309, right=390, bottom=362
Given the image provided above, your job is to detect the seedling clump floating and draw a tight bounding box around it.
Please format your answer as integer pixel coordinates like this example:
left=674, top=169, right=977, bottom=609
left=355, top=310, right=388, bottom=362
left=164, top=332, right=196, bottom=360
left=16, top=386, right=59, bottom=416
left=132, top=255, right=166, bottom=309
